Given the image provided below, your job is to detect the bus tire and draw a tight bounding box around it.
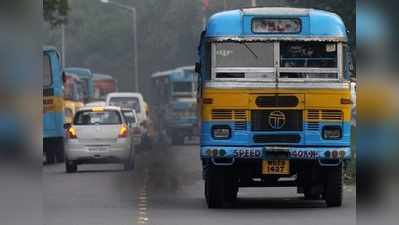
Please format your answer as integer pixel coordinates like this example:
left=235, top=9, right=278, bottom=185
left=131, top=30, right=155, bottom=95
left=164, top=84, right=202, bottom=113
left=45, top=150, right=56, bottom=164
left=223, top=170, right=238, bottom=207
left=44, top=140, right=55, bottom=164
left=205, top=167, right=224, bottom=208
left=324, top=164, right=343, bottom=207
left=65, top=160, right=77, bottom=173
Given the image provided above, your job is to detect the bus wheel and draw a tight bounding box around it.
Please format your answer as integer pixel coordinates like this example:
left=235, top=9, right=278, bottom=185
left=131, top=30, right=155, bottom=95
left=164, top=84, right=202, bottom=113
left=323, top=164, right=343, bottom=207
left=45, top=150, right=56, bottom=164
left=205, top=167, right=224, bottom=208
left=223, top=170, right=238, bottom=207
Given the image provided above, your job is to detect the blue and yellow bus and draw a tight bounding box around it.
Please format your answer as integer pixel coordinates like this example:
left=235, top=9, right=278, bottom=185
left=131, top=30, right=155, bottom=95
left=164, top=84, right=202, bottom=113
left=43, top=47, right=65, bottom=164
left=196, top=8, right=353, bottom=208
left=64, top=67, right=94, bottom=103
left=152, top=66, right=198, bottom=144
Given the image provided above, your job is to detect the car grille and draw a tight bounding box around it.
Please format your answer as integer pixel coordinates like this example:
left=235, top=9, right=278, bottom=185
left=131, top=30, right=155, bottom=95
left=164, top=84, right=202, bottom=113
left=253, top=134, right=301, bottom=143
left=251, top=110, right=303, bottom=131
left=212, top=109, right=248, bottom=131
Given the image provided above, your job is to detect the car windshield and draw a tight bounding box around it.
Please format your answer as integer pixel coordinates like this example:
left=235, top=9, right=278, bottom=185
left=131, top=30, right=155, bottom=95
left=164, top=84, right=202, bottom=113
left=109, top=97, right=140, bottom=113
left=74, top=110, right=122, bottom=125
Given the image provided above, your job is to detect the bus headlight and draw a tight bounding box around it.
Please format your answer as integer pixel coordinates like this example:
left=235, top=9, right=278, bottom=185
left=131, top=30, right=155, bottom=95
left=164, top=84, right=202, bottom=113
left=322, top=126, right=342, bottom=140
left=212, top=125, right=231, bottom=139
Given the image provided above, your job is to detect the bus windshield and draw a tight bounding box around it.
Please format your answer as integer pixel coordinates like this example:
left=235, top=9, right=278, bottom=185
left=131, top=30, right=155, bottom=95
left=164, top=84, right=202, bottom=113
left=172, top=81, right=192, bottom=94
left=81, top=79, right=90, bottom=100
left=214, top=42, right=274, bottom=79
left=213, top=41, right=340, bottom=80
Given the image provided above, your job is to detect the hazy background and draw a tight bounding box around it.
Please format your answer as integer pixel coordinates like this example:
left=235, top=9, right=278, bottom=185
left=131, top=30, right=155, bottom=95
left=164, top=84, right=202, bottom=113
left=44, top=0, right=355, bottom=102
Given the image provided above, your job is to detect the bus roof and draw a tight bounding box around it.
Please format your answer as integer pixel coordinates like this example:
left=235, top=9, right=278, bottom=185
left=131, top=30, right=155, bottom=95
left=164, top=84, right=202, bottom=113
left=206, top=7, right=347, bottom=41
left=64, top=72, right=80, bottom=81
left=93, top=73, right=114, bottom=81
left=152, top=66, right=195, bottom=79
left=43, top=46, right=59, bottom=53
left=64, top=67, right=93, bottom=79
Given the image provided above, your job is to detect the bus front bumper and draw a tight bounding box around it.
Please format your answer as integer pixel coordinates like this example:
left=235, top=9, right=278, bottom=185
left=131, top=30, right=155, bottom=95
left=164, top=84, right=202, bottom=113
left=201, top=146, right=352, bottom=161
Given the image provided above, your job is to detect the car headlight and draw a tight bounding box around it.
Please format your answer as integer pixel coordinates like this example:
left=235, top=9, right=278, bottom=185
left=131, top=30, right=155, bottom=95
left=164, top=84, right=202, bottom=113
left=322, top=126, right=342, bottom=140
left=212, top=125, right=231, bottom=139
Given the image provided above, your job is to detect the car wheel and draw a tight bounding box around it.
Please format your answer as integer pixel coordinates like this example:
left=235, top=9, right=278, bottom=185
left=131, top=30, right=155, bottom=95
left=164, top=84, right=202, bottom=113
left=65, top=160, right=77, bottom=173
left=324, top=164, right=343, bottom=207
left=123, top=160, right=131, bottom=171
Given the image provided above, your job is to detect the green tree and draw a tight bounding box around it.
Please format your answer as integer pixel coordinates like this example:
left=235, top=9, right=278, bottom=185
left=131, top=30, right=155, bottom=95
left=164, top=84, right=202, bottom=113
left=43, top=0, right=69, bottom=27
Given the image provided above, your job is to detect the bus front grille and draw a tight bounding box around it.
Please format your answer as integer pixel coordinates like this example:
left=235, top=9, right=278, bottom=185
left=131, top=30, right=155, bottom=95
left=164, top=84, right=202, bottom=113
left=212, top=109, right=248, bottom=131
left=251, top=110, right=303, bottom=131
left=253, top=134, right=301, bottom=143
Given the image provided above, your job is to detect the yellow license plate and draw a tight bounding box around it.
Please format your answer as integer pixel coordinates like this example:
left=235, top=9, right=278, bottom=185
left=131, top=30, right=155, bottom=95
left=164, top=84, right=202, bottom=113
left=262, top=160, right=290, bottom=175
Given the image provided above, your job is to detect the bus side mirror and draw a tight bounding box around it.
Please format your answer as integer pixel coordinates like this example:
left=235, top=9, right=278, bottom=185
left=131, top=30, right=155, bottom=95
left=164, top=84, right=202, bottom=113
left=195, top=62, right=201, bottom=73
left=62, top=71, right=66, bottom=84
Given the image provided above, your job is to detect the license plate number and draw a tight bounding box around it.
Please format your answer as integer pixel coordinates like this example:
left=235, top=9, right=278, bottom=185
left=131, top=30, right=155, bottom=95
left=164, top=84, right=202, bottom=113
left=262, top=160, right=290, bottom=175
left=88, top=147, right=108, bottom=152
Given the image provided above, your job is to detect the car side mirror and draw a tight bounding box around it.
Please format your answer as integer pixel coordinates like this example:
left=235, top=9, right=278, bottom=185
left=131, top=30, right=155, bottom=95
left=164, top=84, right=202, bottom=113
left=64, top=123, right=72, bottom=129
left=195, top=62, right=201, bottom=73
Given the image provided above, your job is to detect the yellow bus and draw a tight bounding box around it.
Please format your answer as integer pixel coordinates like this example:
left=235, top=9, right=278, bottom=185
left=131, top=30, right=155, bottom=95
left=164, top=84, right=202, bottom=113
left=196, top=8, right=353, bottom=208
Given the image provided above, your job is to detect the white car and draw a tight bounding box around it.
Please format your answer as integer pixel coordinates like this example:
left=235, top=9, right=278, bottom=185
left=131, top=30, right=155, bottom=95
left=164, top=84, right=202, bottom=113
left=64, top=106, right=135, bottom=173
left=105, top=92, right=148, bottom=126
left=121, top=108, right=142, bottom=145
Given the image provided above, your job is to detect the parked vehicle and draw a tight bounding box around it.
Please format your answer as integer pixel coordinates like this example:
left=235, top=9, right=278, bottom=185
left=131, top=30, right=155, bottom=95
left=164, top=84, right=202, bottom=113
left=64, top=67, right=94, bottom=103
left=64, top=106, right=135, bottom=173
left=105, top=92, right=150, bottom=146
left=93, top=73, right=118, bottom=101
left=121, top=108, right=142, bottom=145
left=152, top=66, right=198, bottom=144
left=196, top=8, right=353, bottom=208
left=43, top=46, right=65, bottom=164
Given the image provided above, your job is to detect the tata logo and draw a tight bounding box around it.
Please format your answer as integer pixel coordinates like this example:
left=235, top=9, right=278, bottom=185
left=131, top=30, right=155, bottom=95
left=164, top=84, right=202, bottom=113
left=268, top=111, right=286, bottom=129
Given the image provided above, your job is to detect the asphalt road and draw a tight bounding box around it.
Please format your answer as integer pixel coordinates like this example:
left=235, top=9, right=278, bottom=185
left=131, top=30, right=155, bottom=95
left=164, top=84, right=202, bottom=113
left=43, top=144, right=356, bottom=225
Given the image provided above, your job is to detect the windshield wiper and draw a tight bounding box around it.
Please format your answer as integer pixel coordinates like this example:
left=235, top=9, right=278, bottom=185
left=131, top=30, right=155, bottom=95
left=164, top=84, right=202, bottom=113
left=243, top=43, right=258, bottom=59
